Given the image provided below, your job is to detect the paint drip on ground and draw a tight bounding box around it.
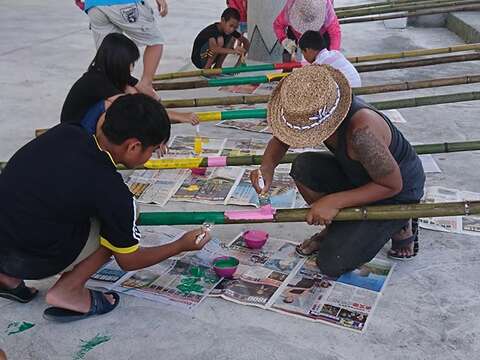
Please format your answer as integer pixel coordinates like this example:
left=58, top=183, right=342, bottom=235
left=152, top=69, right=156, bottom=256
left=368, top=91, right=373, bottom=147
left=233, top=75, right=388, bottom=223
left=6, top=321, right=35, bottom=335
left=73, top=333, right=111, bottom=360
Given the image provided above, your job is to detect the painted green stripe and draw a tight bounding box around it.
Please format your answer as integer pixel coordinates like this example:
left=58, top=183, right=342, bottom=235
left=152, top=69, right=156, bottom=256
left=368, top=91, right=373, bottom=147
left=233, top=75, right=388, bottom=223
left=209, top=75, right=268, bottom=87
left=137, top=211, right=225, bottom=226
left=222, top=64, right=275, bottom=74
left=221, top=109, right=268, bottom=120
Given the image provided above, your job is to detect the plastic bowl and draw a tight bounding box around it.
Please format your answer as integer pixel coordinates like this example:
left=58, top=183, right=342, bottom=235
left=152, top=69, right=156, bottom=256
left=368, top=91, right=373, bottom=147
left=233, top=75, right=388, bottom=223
left=191, top=168, right=207, bottom=176
left=243, top=230, right=269, bottom=249
left=213, top=256, right=239, bottom=278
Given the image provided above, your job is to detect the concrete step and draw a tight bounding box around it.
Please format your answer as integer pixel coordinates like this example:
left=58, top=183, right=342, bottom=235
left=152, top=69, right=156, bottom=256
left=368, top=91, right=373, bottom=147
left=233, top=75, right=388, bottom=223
left=447, top=11, right=480, bottom=43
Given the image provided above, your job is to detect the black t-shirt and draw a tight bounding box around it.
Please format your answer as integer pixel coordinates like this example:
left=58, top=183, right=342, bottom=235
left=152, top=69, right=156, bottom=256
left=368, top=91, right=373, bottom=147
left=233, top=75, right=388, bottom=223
left=60, top=70, right=138, bottom=124
left=191, top=23, right=241, bottom=67
left=0, top=124, right=140, bottom=279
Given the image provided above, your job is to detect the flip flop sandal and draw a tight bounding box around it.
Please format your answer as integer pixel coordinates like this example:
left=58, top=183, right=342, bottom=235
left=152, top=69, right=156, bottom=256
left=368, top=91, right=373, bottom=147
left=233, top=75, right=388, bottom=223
left=0, top=281, right=38, bottom=303
left=388, top=227, right=419, bottom=261
left=295, top=233, right=324, bottom=257
left=43, top=290, right=120, bottom=323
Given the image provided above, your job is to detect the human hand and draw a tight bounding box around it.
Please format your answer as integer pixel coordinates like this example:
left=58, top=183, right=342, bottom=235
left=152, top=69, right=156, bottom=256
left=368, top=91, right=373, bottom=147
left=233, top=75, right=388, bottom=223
left=281, top=38, right=297, bottom=55
left=179, top=112, right=200, bottom=125
left=306, top=198, right=340, bottom=226
left=234, top=46, right=247, bottom=56
left=250, top=167, right=274, bottom=194
left=156, top=143, right=168, bottom=157
left=176, top=228, right=212, bottom=252
left=156, top=0, right=168, bottom=16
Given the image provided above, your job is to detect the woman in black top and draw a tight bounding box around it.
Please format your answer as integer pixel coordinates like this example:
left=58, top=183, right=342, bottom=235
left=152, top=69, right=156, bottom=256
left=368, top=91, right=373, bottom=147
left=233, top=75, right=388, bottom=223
left=61, top=33, right=199, bottom=126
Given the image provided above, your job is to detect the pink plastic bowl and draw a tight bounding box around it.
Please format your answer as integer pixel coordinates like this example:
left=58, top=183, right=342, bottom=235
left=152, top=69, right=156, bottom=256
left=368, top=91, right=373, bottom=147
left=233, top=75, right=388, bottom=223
left=243, top=230, right=269, bottom=249
left=213, top=256, right=239, bottom=278
left=191, top=168, right=207, bottom=176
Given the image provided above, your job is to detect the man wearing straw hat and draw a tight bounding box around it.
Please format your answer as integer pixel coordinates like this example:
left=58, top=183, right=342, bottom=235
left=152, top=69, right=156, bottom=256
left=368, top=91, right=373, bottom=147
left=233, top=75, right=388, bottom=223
left=251, top=65, right=425, bottom=275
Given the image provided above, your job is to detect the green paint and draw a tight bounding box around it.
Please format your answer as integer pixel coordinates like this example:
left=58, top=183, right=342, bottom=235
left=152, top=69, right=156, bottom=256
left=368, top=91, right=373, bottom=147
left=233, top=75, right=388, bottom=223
left=213, top=257, right=239, bottom=269
left=221, top=64, right=274, bottom=74
left=209, top=75, right=267, bottom=87
left=221, top=109, right=267, bottom=120
left=137, top=211, right=225, bottom=226
left=190, top=266, right=205, bottom=278
left=6, top=321, right=35, bottom=335
left=73, top=333, right=111, bottom=360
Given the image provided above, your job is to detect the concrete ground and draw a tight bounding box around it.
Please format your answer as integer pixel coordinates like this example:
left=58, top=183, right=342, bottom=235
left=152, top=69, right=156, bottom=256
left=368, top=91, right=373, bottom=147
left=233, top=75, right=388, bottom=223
left=1, top=1, right=480, bottom=359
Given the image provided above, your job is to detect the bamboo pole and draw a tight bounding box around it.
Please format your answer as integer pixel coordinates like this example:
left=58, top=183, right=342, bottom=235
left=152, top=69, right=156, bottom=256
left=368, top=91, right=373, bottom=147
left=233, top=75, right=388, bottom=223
left=340, top=4, right=480, bottom=24
left=137, top=201, right=480, bottom=226
left=336, top=0, right=478, bottom=18
left=152, top=43, right=480, bottom=81
left=355, top=53, right=480, bottom=73
left=349, top=43, right=480, bottom=63
left=335, top=0, right=466, bottom=11
left=153, top=54, right=480, bottom=91
left=159, top=75, right=480, bottom=108
left=4, top=139, right=478, bottom=172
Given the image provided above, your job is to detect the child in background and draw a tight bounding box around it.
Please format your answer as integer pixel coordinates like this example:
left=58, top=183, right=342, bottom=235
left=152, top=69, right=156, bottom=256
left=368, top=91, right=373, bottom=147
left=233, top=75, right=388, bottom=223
left=227, top=0, right=248, bottom=35
left=77, top=0, right=168, bottom=100
left=299, top=31, right=361, bottom=88
left=191, top=8, right=250, bottom=69
left=0, top=94, right=211, bottom=322
left=273, top=0, right=341, bottom=63
left=61, top=33, right=199, bottom=126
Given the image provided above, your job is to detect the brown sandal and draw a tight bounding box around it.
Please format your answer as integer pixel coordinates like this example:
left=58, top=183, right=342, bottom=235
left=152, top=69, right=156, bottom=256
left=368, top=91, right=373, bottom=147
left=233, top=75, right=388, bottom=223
left=295, top=233, right=324, bottom=257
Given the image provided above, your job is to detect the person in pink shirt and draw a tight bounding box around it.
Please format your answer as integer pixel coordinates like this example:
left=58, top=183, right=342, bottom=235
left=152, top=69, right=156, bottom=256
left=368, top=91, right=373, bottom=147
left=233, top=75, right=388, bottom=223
left=273, top=0, right=341, bottom=63
left=227, top=0, right=248, bottom=34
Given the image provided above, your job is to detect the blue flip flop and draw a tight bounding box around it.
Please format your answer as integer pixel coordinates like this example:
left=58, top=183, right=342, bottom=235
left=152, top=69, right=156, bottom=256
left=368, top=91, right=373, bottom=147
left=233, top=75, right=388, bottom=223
left=43, top=289, right=120, bottom=323
left=0, top=281, right=38, bottom=303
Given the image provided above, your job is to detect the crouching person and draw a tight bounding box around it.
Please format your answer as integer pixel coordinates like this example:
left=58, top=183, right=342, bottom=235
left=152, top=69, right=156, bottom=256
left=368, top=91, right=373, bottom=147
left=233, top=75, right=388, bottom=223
left=0, top=94, right=210, bottom=322
left=251, top=65, right=425, bottom=277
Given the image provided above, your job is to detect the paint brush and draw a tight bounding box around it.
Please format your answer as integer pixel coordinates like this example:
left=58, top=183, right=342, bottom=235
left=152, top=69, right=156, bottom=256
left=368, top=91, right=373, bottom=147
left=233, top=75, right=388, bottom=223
left=195, top=221, right=214, bottom=245
left=194, top=125, right=202, bottom=155
left=257, top=170, right=271, bottom=207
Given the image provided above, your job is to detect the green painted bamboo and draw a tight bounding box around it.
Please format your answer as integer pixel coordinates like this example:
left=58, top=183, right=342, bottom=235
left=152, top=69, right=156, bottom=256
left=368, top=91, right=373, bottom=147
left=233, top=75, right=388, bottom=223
left=160, top=75, right=480, bottom=108
left=137, top=201, right=480, bottom=225
left=355, top=53, right=480, bottom=73
left=340, top=4, right=480, bottom=24
left=154, top=54, right=480, bottom=91
left=335, top=0, right=465, bottom=11
left=336, top=0, right=478, bottom=18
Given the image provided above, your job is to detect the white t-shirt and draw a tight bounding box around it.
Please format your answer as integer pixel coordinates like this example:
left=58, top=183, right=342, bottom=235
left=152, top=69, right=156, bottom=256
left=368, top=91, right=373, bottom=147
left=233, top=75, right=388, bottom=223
left=312, top=49, right=362, bottom=88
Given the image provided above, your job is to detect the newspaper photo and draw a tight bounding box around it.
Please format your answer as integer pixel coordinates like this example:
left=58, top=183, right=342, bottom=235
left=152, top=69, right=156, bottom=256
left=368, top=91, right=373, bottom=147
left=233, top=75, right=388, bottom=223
left=221, top=138, right=269, bottom=156
left=420, top=186, right=480, bottom=236
left=219, top=83, right=260, bottom=94
left=216, top=118, right=271, bottom=134
left=168, top=135, right=226, bottom=157
left=172, top=167, right=244, bottom=204
left=227, top=166, right=297, bottom=208
left=253, top=82, right=278, bottom=95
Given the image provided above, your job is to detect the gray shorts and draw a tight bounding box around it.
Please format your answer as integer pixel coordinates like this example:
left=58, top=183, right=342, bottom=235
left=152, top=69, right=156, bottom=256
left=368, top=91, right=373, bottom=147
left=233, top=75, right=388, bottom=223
left=88, top=1, right=165, bottom=48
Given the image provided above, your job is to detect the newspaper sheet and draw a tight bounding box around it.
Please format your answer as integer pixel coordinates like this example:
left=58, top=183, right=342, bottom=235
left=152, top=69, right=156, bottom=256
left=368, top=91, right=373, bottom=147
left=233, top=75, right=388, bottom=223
left=211, top=233, right=393, bottom=332
left=420, top=186, right=480, bottom=236
left=221, top=138, right=270, bottom=156
left=167, top=135, right=226, bottom=157
left=219, top=84, right=260, bottom=94
left=172, top=167, right=244, bottom=204
left=253, top=82, right=278, bottom=95
left=227, top=165, right=297, bottom=208
left=216, top=118, right=271, bottom=134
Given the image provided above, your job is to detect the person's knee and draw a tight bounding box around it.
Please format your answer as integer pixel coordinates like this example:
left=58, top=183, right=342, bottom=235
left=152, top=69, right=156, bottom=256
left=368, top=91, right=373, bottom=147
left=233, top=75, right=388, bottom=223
left=290, top=152, right=317, bottom=180
left=316, top=252, right=351, bottom=278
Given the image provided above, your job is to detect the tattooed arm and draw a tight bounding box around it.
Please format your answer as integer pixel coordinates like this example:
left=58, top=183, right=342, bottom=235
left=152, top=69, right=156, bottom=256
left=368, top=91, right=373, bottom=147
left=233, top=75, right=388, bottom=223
left=306, top=112, right=404, bottom=225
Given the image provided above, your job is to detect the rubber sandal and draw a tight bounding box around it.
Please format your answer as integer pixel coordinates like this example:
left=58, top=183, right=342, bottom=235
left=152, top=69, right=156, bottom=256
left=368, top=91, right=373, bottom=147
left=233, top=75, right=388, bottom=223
left=295, top=233, right=324, bottom=257
left=0, top=281, right=38, bottom=304
left=43, top=290, right=120, bottom=323
left=388, top=226, right=419, bottom=261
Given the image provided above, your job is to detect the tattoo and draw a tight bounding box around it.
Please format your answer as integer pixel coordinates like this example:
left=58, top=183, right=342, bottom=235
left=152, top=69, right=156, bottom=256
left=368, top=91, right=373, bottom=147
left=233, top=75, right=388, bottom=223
left=351, top=126, right=396, bottom=179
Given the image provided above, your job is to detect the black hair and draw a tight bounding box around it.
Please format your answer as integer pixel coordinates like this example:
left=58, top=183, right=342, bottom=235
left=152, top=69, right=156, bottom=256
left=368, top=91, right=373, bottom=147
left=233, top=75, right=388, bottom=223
left=221, top=7, right=241, bottom=22
left=102, top=94, right=171, bottom=148
left=88, top=33, right=140, bottom=91
left=299, top=31, right=326, bottom=51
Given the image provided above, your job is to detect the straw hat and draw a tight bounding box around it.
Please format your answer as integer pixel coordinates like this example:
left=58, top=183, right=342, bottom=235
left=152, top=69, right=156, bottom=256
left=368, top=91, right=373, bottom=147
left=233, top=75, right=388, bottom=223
left=267, top=64, right=352, bottom=148
left=289, top=0, right=327, bottom=34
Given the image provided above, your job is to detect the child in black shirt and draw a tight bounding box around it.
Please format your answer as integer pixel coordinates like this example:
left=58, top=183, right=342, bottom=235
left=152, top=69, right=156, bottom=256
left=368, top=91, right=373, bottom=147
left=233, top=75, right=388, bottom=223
left=62, top=33, right=199, bottom=126
left=191, top=8, right=250, bottom=69
left=0, top=94, right=211, bottom=322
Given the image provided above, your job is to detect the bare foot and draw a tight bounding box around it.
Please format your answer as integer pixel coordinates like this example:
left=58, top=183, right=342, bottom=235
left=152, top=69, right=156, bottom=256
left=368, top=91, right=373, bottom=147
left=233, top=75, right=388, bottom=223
left=0, top=273, right=37, bottom=295
left=297, top=230, right=327, bottom=256
left=389, top=221, right=415, bottom=258
left=46, top=286, right=114, bottom=314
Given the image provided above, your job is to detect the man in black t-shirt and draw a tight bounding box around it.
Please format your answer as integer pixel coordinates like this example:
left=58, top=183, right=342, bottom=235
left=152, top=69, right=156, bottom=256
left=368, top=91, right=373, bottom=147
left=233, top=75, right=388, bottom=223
left=0, top=94, right=211, bottom=322
left=191, top=8, right=250, bottom=69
